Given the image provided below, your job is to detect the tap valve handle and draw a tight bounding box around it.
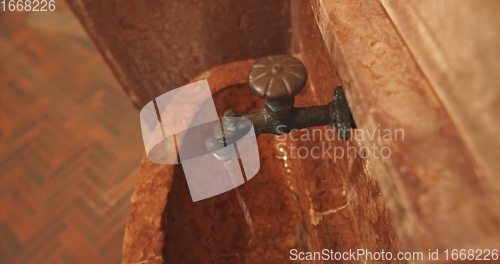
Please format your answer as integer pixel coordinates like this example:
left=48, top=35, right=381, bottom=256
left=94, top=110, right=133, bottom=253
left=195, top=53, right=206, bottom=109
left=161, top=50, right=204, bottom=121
left=248, top=55, right=307, bottom=106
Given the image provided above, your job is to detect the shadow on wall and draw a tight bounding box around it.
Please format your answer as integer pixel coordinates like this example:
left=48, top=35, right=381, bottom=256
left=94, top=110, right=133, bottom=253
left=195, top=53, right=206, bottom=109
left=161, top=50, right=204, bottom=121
left=68, top=0, right=292, bottom=109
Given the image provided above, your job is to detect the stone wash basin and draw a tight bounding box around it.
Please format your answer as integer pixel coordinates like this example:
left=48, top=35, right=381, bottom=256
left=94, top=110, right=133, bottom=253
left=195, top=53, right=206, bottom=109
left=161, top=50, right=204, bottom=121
left=122, top=4, right=399, bottom=262
left=122, top=59, right=395, bottom=263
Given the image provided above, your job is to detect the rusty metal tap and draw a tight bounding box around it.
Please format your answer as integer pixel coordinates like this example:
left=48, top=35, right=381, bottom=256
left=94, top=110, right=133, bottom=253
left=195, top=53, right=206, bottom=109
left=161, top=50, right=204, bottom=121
left=206, top=55, right=353, bottom=157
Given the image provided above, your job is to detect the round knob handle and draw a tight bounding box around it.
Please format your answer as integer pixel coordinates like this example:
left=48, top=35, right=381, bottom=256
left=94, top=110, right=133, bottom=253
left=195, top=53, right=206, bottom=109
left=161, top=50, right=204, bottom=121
left=248, top=55, right=307, bottom=101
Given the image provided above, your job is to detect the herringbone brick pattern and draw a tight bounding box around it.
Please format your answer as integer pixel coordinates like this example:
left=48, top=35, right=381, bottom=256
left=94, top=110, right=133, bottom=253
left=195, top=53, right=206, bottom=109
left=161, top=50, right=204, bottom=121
left=0, top=3, right=143, bottom=263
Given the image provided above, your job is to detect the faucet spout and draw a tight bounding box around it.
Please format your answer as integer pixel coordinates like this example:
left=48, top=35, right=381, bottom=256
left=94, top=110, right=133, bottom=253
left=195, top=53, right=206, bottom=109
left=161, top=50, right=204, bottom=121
left=244, top=100, right=333, bottom=135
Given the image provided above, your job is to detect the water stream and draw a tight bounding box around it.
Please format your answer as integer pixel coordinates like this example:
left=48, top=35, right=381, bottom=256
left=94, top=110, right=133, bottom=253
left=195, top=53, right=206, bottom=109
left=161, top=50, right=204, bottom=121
left=222, top=159, right=255, bottom=238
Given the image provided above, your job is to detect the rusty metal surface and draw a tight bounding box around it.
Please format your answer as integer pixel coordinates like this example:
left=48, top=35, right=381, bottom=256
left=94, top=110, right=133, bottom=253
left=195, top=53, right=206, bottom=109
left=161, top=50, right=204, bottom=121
left=291, top=0, right=401, bottom=259
left=67, top=0, right=291, bottom=109
left=311, top=0, right=500, bottom=254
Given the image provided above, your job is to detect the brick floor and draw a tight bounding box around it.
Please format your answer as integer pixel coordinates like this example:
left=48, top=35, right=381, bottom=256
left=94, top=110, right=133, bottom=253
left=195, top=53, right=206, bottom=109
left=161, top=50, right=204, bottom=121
left=0, top=2, right=143, bottom=263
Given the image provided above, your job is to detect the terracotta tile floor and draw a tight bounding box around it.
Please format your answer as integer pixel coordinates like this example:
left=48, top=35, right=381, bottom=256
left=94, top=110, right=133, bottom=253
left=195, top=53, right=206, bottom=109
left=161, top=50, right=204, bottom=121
left=0, top=2, right=143, bottom=263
